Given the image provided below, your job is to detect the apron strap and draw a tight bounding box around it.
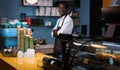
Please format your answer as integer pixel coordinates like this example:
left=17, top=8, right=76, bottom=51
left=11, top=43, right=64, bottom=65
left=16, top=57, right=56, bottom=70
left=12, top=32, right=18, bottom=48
left=57, top=14, right=67, bottom=30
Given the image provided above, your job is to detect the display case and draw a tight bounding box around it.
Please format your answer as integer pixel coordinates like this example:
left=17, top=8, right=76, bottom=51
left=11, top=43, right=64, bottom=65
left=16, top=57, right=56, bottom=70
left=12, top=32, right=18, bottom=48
left=66, top=38, right=120, bottom=70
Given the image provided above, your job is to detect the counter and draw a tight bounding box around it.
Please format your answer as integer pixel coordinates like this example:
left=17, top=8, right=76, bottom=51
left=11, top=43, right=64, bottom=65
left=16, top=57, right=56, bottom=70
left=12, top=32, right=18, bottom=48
left=0, top=52, right=53, bottom=70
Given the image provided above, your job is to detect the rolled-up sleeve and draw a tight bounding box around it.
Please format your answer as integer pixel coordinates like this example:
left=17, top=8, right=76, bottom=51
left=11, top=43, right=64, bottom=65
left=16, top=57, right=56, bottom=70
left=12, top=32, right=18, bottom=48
left=51, top=19, right=60, bottom=37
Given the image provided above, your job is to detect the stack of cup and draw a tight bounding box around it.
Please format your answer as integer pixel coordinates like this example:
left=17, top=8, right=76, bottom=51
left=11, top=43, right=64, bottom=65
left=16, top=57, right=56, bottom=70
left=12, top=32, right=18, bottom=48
left=23, top=27, right=26, bottom=36
left=17, top=51, right=24, bottom=58
left=20, top=28, right=25, bottom=52
left=26, top=49, right=35, bottom=58
left=17, top=26, right=35, bottom=58
left=25, top=35, right=29, bottom=52
left=27, top=28, right=32, bottom=37
left=17, top=26, right=21, bottom=49
left=17, top=49, right=35, bottom=58
left=29, top=37, right=34, bottom=49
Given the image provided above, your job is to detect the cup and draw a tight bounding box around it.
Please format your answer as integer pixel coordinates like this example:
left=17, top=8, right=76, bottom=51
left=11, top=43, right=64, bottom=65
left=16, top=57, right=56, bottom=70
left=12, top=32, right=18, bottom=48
left=17, top=51, right=23, bottom=58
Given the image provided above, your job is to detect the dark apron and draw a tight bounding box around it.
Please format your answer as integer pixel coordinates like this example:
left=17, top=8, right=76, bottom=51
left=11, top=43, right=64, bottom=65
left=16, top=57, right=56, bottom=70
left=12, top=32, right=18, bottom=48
left=53, top=37, right=63, bottom=57
left=53, top=15, right=67, bottom=58
left=53, top=15, right=73, bottom=59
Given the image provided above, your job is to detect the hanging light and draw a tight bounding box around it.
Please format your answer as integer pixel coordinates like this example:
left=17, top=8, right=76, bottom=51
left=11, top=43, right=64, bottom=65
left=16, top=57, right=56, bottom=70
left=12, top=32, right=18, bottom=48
left=26, top=0, right=38, bottom=4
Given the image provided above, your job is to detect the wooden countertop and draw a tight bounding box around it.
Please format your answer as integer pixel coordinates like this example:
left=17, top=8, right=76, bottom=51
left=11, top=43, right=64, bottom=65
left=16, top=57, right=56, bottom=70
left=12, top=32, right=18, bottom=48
left=0, top=52, right=53, bottom=70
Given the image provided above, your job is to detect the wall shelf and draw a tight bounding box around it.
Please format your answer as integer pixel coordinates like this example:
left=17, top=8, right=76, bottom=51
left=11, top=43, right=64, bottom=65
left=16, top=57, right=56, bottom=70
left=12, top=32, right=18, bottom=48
left=26, top=15, right=59, bottom=18
left=22, top=0, right=53, bottom=7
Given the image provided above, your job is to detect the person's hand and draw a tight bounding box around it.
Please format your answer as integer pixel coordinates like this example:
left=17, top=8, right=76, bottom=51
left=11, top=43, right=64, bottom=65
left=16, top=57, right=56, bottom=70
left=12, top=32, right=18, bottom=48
left=53, top=29, right=59, bottom=37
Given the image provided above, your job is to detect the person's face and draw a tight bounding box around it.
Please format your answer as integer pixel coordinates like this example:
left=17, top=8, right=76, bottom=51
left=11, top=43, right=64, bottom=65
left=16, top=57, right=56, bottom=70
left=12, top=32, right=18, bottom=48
left=58, top=4, right=67, bottom=16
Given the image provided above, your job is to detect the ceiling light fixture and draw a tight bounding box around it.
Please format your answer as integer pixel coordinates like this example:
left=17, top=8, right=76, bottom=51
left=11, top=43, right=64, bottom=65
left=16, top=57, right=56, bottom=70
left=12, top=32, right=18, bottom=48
left=26, top=0, right=38, bottom=4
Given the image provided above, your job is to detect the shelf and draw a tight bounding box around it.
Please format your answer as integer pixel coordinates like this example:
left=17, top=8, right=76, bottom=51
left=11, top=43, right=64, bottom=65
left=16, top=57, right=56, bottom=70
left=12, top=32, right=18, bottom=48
left=22, top=0, right=80, bottom=8
left=23, top=5, right=53, bottom=7
left=26, top=15, right=59, bottom=18
left=34, top=15, right=59, bottom=18
left=26, top=15, right=78, bottom=18
left=22, top=0, right=53, bottom=7
left=29, top=26, right=54, bottom=28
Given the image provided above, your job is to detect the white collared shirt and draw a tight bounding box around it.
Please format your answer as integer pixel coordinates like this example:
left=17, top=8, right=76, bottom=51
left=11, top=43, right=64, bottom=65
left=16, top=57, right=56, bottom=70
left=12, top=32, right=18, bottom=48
left=52, top=14, right=73, bottom=36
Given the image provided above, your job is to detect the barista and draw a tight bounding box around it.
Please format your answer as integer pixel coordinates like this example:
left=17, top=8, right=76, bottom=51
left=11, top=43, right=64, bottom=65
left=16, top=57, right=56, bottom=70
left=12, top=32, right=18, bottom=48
left=51, top=1, right=73, bottom=60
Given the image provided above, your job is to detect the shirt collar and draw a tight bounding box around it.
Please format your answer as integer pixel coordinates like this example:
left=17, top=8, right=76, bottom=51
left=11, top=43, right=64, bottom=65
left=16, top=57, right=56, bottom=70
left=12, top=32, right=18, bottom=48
left=60, top=14, right=67, bottom=19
